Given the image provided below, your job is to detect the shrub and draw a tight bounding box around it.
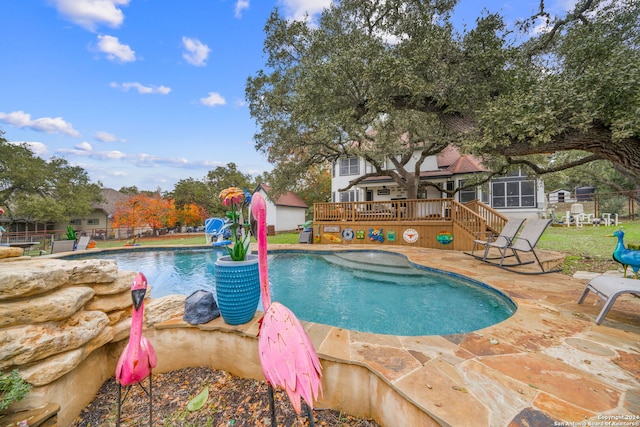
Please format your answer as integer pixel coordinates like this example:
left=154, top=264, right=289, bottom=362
left=0, top=370, right=31, bottom=411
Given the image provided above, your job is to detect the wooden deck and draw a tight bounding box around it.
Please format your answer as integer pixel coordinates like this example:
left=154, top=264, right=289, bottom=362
left=312, top=199, right=509, bottom=251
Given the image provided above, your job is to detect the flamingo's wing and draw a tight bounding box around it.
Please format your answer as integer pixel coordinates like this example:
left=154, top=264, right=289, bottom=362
left=141, top=336, right=158, bottom=369
left=114, top=341, right=131, bottom=382
left=258, top=302, right=323, bottom=413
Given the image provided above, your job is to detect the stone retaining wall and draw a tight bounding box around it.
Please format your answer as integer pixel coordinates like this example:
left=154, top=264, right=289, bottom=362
left=0, top=249, right=184, bottom=426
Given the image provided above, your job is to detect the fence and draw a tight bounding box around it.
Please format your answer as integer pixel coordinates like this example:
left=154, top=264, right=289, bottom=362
left=1, top=226, right=169, bottom=250
left=548, top=190, right=639, bottom=221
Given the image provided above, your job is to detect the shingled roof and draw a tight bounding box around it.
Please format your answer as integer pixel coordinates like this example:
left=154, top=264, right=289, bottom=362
left=93, top=188, right=129, bottom=216
left=255, top=184, right=308, bottom=208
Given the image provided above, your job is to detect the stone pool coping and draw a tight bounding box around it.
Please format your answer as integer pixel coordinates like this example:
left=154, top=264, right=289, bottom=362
left=22, top=244, right=640, bottom=426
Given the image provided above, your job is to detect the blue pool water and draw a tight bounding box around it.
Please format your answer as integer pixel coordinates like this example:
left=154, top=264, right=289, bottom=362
left=67, top=248, right=515, bottom=336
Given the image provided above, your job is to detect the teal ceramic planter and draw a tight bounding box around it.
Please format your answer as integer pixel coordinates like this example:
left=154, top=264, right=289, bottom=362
left=214, top=254, right=260, bottom=325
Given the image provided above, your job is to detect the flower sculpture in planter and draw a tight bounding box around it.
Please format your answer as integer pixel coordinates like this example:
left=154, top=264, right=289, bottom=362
left=213, top=187, right=260, bottom=325
left=218, top=187, right=252, bottom=261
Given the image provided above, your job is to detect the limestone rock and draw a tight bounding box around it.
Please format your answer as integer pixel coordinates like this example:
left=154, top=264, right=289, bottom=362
left=0, top=311, right=110, bottom=369
left=107, top=309, right=129, bottom=326
left=0, top=286, right=95, bottom=327
left=61, top=259, right=119, bottom=286
left=85, top=288, right=140, bottom=313
left=0, top=259, right=118, bottom=300
left=19, top=327, right=114, bottom=386
left=146, top=295, right=186, bottom=327
left=110, top=318, right=132, bottom=343
left=0, top=246, right=23, bottom=258
left=0, top=264, right=68, bottom=300
left=90, top=271, right=136, bottom=295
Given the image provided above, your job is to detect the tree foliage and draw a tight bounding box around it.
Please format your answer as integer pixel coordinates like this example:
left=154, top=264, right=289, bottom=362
left=246, top=0, right=640, bottom=198
left=0, top=132, right=103, bottom=223
left=204, top=163, right=256, bottom=217
left=177, top=202, right=208, bottom=227
left=111, top=193, right=178, bottom=236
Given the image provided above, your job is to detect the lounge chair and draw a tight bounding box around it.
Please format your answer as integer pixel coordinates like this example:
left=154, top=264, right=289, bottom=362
left=76, top=235, right=91, bottom=250
left=50, top=239, right=76, bottom=254
left=578, top=275, right=640, bottom=324
left=479, top=218, right=560, bottom=274
left=467, top=217, right=525, bottom=261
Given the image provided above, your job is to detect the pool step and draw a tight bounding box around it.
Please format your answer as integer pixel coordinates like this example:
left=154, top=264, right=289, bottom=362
left=332, top=251, right=409, bottom=267
left=321, top=254, right=421, bottom=276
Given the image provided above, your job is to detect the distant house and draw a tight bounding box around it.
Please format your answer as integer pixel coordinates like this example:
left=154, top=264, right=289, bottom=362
left=548, top=189, right=573, bottom=204
left=253, top=184, right=308, bottom=233
left=59, top=188, right=129, bottom=239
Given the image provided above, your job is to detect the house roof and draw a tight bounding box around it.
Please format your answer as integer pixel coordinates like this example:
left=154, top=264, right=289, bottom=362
left=359, top=145, right=485, bottom=184
left=255, top=184, right=308, bottom=208
left=93, top=188, right=129, bottom=216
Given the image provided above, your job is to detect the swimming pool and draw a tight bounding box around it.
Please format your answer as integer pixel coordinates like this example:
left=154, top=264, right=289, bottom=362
left=66, top=248, right=516, bottom=336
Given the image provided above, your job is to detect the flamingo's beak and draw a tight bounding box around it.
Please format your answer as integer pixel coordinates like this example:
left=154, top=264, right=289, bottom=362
left=131, top=288, right=146, bottom=310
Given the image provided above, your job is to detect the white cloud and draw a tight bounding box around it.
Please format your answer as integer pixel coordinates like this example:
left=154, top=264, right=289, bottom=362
left=181, top=37, right=211, bottom=66
left=235, top=0, right=250, bottom=18
left=52, top=0, right=130, bottom=32
left=96, top=35, right=136, bottom=62
left=95, top=131, right=125, bottom=142
left=57, top=145, right=128, bottom=160
left=8, top=141, right=49, bottom=156
left=278, top=0, right=332, bottom=21
left=75, top=141, right=93, bottom=151
left=110, top=82, right=171, bottom=94
left=0, top=110, right=80, bottom=137
left=200, top=92, right=227, bottom=107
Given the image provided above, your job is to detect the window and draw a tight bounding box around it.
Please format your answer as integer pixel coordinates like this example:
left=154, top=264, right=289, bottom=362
left=442, top=181, right=454, bottom=198
left=87, top=219, right=99, bottom=225
left=458, top=180, right=477, bottom=204
left=339, top=190, right=357, bottom=202
left=339, top=157, right=359, bottom=176
left=491, top=179, right=536, bottom=208
left=70, top=219, right=81, bottom=225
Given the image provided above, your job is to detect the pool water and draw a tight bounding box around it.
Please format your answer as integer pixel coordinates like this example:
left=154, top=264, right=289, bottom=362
left=67, top=248, right=515, bottom=336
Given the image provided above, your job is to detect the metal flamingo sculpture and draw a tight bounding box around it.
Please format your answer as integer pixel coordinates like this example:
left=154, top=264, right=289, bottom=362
left=115, top=272, right=157, bottom=426
left=612, top=229, right=640, bottom=278
left=251, top=192, right=323, bottom=426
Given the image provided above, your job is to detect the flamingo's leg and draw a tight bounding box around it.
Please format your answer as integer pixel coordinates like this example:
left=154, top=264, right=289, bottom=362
left=305, top=401, right=315, bottom=427
left=117, top=383, right=122, bottom=427
left=149, top=374, right=153, bottom=427
left=268, top=384, right=276, bottom=427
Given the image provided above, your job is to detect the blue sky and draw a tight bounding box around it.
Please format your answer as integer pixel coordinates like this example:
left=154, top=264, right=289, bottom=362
left=1, top=0, right=573, bottom=192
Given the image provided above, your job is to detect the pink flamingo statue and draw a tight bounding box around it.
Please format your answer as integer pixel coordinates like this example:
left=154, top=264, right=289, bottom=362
left=251, top=192, right=323, bottom=426
left=115, top=272, right=157, bottom=426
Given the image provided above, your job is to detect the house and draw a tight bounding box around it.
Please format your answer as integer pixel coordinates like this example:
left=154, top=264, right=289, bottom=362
left=331, top=146, right=546, bottom=219
left=59, top=188, right=129, bottom=239
left=548, top=189, right=573, bottom=204
left=253, top=184, right=308, bottom=233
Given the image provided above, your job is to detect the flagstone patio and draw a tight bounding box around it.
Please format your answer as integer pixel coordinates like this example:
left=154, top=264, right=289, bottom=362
left=155, top=244, right=640, bottom=427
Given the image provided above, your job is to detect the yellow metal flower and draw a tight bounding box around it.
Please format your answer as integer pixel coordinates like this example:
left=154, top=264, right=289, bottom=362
left=219, top=187, right=244, bottom=207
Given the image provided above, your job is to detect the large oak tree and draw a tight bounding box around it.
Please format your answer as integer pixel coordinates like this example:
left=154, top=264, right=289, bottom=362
left=0, top=132, right=103, bottom=223
left=246, top=0, right=640, bottom=199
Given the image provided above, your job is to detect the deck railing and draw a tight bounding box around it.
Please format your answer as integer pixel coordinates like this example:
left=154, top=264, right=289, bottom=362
left=314, top=199, right=460, bottom=222
left=464, top=200, right=509, bottom=234
left=313, top=198, right=504, bottom=250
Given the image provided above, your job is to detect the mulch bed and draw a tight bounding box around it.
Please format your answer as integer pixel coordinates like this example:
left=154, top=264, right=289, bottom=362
left=70, top=367, right=381, bottom=427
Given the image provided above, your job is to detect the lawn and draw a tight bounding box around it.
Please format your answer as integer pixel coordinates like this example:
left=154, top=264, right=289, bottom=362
left=537, top=221, right=640, bottom=259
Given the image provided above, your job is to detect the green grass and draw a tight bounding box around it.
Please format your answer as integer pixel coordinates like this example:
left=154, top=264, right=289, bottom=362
left=537, top=221, right=640, bottom=259
left=93, top=222, right=640, bottom=260
left=93, top=232, right=300, bottom=249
